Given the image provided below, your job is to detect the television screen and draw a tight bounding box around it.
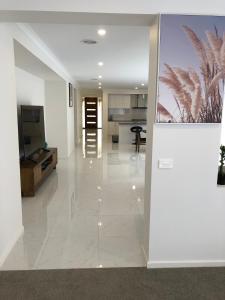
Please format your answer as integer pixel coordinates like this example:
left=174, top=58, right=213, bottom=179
left=19, top=105, right=45, bottom=159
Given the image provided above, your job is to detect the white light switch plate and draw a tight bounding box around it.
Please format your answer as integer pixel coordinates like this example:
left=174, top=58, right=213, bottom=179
left=158, top=159, right=174, bottom=169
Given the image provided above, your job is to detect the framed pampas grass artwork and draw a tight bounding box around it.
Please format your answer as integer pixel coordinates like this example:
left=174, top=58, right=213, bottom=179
left=157, top=15, right=225, bottom=123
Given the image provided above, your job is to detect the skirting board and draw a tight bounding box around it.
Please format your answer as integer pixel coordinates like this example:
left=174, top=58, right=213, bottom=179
left=0, top=225, right=24, bottom=267
left=148, top=260, right=225, bottom=268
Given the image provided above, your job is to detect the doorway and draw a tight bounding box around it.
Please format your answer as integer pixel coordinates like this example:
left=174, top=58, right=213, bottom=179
left=1, top=18, right=152, bottom=271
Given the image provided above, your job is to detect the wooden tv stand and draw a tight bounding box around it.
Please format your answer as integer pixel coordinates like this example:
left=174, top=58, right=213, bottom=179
left=20, top=148, right=58, bottom=197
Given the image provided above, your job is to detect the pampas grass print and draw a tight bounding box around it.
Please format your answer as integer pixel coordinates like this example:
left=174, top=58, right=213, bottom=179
left=158, top=25, right=225, bottom=123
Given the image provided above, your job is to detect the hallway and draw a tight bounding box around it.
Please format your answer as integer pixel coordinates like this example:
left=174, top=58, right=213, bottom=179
left=1, top=130, right=146, bottom=270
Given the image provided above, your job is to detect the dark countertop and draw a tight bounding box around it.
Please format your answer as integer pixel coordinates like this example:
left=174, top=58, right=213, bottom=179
left=118, top=121, right=147, bottom=125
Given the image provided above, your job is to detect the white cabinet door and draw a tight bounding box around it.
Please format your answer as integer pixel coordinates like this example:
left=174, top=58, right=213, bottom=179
left=108, top=95, right=131, bottom=108
left=108, top=122, right=119, bottom=135
left=108, top=95, right=117, bottom=108
left=114, top=122, right=119, bottom=134
left=108, top=122, right=114, bottom=135
left=108, top=96, right=112, bottom=108
left=123, top=96, right=131, bottom=108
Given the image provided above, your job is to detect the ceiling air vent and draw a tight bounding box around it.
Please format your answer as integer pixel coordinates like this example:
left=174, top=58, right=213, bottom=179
left=81, top=39, right=98, bottom=45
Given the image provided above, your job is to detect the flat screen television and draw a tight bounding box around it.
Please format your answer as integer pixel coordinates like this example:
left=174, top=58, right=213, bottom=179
left=18, top=105, right=45, bottom=159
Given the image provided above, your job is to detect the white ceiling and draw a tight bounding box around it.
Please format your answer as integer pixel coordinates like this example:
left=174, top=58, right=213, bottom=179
left=1, top=0, right=225, bottom=16
left=28, top=24, right=150, bottom=89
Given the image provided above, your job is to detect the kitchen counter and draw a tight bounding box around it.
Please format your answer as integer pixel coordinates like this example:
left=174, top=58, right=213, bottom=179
left=118, top=121, right=147, bottom=125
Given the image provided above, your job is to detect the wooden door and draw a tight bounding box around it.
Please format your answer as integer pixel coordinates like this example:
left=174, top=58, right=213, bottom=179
left=85, top=97, right=98, bottom=129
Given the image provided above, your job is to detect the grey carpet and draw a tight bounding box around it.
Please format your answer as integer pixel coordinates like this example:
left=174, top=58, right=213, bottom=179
left=0, top=267, right=225, bottom=300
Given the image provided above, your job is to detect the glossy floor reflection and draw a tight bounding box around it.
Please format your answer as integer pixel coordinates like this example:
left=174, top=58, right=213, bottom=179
left=1, top=130, right=146, bottom=270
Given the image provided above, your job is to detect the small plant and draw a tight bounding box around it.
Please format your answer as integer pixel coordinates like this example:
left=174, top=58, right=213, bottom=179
left=219, top=145, right=225, bottom=167
left=217, top=145, right=225, bottom=185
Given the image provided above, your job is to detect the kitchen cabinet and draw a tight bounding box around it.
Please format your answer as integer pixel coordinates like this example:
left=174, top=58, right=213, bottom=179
left=131, top=94, right=147, bottom=108
left=108, top=121, right=119, bottom=135
left=108, top=94, right=131, bottom=108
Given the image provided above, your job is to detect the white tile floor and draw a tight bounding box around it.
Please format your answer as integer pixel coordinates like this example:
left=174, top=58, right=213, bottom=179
left=1, top=130, right=146, bottom=270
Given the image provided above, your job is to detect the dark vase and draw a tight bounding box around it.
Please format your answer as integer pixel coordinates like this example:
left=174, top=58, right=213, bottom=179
left=217, top=166, right=225, bottom=185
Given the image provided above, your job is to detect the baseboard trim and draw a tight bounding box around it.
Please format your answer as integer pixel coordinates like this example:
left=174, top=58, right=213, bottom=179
left=147, top=260, right=225, bottom=269
left=0, top=225, right=24, bottom=267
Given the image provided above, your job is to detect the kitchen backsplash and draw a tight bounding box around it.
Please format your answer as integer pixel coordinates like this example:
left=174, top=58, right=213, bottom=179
left=108, top=108, right=147, bottom=121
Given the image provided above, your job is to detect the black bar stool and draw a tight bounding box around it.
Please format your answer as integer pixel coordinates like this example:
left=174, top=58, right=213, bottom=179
left=130, top=126, right=143, bottom=152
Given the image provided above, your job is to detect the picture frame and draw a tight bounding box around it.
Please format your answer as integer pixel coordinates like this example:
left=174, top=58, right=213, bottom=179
left=69, top=83, right=73, bottom=107
left=157, top=14, right=225, bottom=124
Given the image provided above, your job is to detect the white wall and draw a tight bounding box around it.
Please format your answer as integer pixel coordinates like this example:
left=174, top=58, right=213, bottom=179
left=149, top=125, right=225, bottom=268
left=45, top=81, right=74, bottom=158
left=0, top=22, right=75, bottom=266
left=102, top=91, right=109, bottom=141
left=145, top=16, right=225, bottom=268
left=144, top=19, right=159, bottom=260
left=0, top=24, right=23, bottom=266
left=15, top=67, right=45, bottom=107
left=66, top=84, right=75, bottom=156
left=75, top=88, right=82, bottom=144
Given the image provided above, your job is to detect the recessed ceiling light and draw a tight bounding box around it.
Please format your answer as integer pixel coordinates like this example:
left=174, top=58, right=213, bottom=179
left=98, top=75, right=102, bottom=79
left=135, top=87, right=138, bottom=90
left=98, top=29, right=106, bottom=36
left=98, top=86, right=102, bottom=89
left=98, top=62, right=104, bottom=67
left=81, top=39, right=98, bottom=45
left=98, top=82, right=102, bottom=85
left=141, top=83, right=145, bottom=86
